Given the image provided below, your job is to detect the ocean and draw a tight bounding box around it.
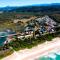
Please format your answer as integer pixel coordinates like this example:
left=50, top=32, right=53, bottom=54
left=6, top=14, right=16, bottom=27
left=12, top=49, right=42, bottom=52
left=38, top=52, right=60, bottom=60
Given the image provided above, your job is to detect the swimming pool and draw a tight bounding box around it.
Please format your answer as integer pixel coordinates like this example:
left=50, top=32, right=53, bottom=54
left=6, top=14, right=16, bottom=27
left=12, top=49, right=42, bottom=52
left=0, top=37, right=7, bottom=46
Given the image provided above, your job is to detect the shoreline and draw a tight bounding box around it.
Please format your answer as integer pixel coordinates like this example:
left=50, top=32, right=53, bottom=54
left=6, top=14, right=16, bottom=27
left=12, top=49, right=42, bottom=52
left=2, top=37, right=60, bottom=60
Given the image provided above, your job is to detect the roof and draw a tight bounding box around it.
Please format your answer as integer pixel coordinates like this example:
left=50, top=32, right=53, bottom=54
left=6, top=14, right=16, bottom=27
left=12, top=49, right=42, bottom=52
left=36, top=15, right=57, bottom=26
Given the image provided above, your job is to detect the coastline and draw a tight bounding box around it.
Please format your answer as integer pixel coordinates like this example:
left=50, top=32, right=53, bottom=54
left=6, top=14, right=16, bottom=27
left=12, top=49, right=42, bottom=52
left=2, top=37, right=60, bottom=60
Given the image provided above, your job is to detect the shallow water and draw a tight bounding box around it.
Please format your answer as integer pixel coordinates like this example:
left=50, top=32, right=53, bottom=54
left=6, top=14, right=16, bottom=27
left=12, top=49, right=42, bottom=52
left=38, top=52, right=60, bottom=60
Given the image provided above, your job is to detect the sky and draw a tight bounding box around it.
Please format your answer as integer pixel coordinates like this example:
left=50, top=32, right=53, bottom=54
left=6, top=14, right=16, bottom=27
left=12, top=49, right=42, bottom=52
left=0, top=0, right=60, bottom=7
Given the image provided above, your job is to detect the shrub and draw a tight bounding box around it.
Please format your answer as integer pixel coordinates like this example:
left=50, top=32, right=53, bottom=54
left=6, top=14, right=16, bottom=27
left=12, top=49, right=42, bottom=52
left=0, top=49, right=13, bottom=59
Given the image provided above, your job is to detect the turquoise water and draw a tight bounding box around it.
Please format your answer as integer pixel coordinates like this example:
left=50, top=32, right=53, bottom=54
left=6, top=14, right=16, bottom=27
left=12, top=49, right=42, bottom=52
left=38, top=53, right=60, bottom=60
left=0, top=32, right=8, bottom=46
left=0, top=37, right=7, bottom=46
left=0, top=32, right=15, bottom=46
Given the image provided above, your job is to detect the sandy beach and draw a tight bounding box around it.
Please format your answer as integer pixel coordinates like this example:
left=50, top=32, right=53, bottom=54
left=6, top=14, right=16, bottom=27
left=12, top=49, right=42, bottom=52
left=2, top=37, right=60, bottom=60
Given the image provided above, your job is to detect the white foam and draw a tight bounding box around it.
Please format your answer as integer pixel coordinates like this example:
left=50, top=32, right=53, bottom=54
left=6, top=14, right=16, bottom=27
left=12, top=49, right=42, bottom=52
left=56, top=52, right=60, bottom=55
left=47, top=53, right=56, bottom=59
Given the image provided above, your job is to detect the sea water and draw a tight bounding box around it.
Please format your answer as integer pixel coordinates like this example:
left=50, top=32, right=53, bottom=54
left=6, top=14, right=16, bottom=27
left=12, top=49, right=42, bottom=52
left=38, top=52, right=60, bottom=60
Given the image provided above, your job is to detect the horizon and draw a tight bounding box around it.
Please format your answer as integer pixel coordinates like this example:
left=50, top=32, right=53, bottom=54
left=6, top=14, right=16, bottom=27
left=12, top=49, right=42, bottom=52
left=0, top=0, right=60, bottom=7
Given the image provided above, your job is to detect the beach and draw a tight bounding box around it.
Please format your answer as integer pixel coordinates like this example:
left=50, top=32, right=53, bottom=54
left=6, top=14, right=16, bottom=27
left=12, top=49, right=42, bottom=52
left=2, top=37, right=60, bottom=60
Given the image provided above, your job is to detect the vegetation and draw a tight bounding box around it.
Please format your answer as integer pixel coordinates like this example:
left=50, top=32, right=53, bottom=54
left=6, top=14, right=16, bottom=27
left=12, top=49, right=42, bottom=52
left=0, top=42, right=14, bottom=59
left=0, top=48, right=13, bottom=59
left=8, top=33, right=56, bottom=51
left=49, top=14, right=60, bottom=23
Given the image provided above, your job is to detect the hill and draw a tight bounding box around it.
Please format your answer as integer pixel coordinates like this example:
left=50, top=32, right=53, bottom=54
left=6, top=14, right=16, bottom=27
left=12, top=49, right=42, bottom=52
left=0, top=3, right=60, bottom=23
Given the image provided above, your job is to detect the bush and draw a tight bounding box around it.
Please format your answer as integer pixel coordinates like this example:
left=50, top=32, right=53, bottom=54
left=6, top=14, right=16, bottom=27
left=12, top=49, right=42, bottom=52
left=46, top=34, right=54, bottom=41
left=8, top=33, right=57, bottom=51
left=0, top=49, right=13, bottom=59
